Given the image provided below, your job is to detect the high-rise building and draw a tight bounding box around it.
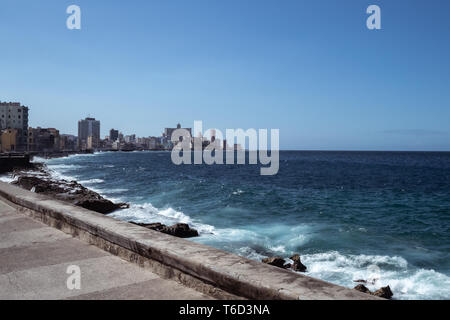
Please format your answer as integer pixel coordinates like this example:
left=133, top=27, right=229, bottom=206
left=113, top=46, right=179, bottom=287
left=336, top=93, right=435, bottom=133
left=78, top=117, right=100, bottom=150
left=0, top=101, right=29, bottom=151
left=109, top=129, right=119, bottom=142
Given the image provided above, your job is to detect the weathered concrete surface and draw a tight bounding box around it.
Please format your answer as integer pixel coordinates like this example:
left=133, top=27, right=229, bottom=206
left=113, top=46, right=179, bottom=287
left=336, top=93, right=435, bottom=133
left=0, top=198, right=212, bottom=300
left=0, top=182, right=381, bottom=300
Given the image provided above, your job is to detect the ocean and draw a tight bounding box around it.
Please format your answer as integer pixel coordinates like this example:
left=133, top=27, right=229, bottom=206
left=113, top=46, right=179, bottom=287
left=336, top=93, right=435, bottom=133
left=6, top=151, right=449, bottom=299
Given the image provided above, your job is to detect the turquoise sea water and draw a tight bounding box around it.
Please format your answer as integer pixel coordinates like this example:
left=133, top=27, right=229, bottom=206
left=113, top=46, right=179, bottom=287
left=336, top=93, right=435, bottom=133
left=23, top=151, right=450, bottom=299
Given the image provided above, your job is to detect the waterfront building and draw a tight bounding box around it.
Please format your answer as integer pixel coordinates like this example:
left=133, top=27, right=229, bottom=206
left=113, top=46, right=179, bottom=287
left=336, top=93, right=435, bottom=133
left=60, top=134, right=77, bottom=151
left=136, top=136, right=159, bottom=150
left=109, top=129, right=119, bottom=142
left=78, top=117, right=100, bottom=150
left=147, top=137, right=158, bottom=149
left=0, top=102, right=29, bottom=151
left=112, top=140, right=120, bottom=150
left=0, top=129, right=19, bottom=152
left=28, top=127, right=60, bottom=153
left=124, top=134, right=136, bottom=144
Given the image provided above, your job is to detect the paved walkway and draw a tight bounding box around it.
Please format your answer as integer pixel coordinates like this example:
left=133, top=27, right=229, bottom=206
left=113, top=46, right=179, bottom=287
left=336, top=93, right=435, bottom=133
left=0, top=198, right=212, bottom=300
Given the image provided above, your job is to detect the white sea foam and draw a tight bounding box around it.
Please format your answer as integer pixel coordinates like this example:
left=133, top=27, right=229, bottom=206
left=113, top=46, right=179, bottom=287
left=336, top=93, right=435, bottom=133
left=43, top=163, right=83, bottom=182
left=220, top=245, right=450, bottom=299
left=46, top=168, right=77, bottom=182
left=105, top=188, right=129, bottom=194
left=203, top=228, right=260, bottom=242
left=237, top=247, right=267, bottom=261
left=108, top=202, right=216, bottom=235
left=30, top=156, right=48, bottom=163
left=296, top=251, right=450, bottom=300
left=47, top=164, right=82, bottom=170
left=268, top=245, right=287, bottom=253
left=78, top=179, right=104, bottom=185
left=0, top=174, right=17, bottom=183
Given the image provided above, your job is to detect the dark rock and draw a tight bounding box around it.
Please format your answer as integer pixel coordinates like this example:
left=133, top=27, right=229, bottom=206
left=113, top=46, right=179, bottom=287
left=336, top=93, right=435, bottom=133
left=130, top=222, right=165, bottom=230
left=290, top=254, right=307, bottom=272
left=74, top=198, right=126, bottom=214
left=354, top=284, right=394, bottom=299
left=11, top=168, right=129, bottom=215
left=284, top=263, right=292, bottom=269
left=372, top=286, right=394, bottom=299
left=130, top=222, right=199, bottom=238
left=161, top=223, right=199, bottom=238
left=15, top=176, right=65, bottom=194
left=354, top=284, right=371, bottom=294
left=262, top=257, right=286, bottom=269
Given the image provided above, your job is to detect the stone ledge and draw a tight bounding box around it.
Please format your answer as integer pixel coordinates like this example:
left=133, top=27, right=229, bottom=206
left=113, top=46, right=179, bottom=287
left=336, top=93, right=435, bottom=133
left=0, top=181, right=381, bottom=300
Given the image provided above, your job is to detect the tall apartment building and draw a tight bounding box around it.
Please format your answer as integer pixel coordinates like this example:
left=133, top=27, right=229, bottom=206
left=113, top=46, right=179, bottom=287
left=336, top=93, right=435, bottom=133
left=109, top=129, right=119, bottom=142
left=0, top=101, right=29, bottom=151
left=78, top=117, right=100, bottom=150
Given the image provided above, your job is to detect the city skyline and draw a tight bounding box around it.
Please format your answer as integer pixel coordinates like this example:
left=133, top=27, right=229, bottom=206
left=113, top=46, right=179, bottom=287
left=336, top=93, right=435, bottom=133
left=1, top=0, right=450, bottom=151
left=2, top=100, right=450, bottom=152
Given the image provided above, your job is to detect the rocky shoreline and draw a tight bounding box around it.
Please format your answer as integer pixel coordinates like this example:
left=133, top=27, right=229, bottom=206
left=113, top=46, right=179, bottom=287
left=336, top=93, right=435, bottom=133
left=10, top=163, right=129, bottom=214
left=5, top=163, right=200, bottom=238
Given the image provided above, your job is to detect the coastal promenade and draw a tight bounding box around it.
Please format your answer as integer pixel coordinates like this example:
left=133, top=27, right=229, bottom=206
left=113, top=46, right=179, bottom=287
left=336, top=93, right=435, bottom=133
left=0, top=197, right=212, bottom=300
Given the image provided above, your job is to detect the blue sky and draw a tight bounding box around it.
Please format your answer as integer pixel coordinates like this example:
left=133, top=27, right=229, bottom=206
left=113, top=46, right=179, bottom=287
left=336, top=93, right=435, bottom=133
left=1, top=0, right=449, bottom=150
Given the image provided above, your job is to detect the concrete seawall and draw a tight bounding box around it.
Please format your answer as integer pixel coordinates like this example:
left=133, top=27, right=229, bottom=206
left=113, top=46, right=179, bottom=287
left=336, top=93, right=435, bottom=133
left=0, top=181, right=380, bottom=300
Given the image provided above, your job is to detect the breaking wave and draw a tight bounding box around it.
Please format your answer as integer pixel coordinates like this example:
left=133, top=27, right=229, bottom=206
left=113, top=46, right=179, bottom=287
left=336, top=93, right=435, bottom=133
left=296, top=251, right=450, bottom=300
left=78, top=178, right=104, bottom=185
left=0, top=174, right=17, bottom=183
left=108, top=202, right=216, bottom=235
